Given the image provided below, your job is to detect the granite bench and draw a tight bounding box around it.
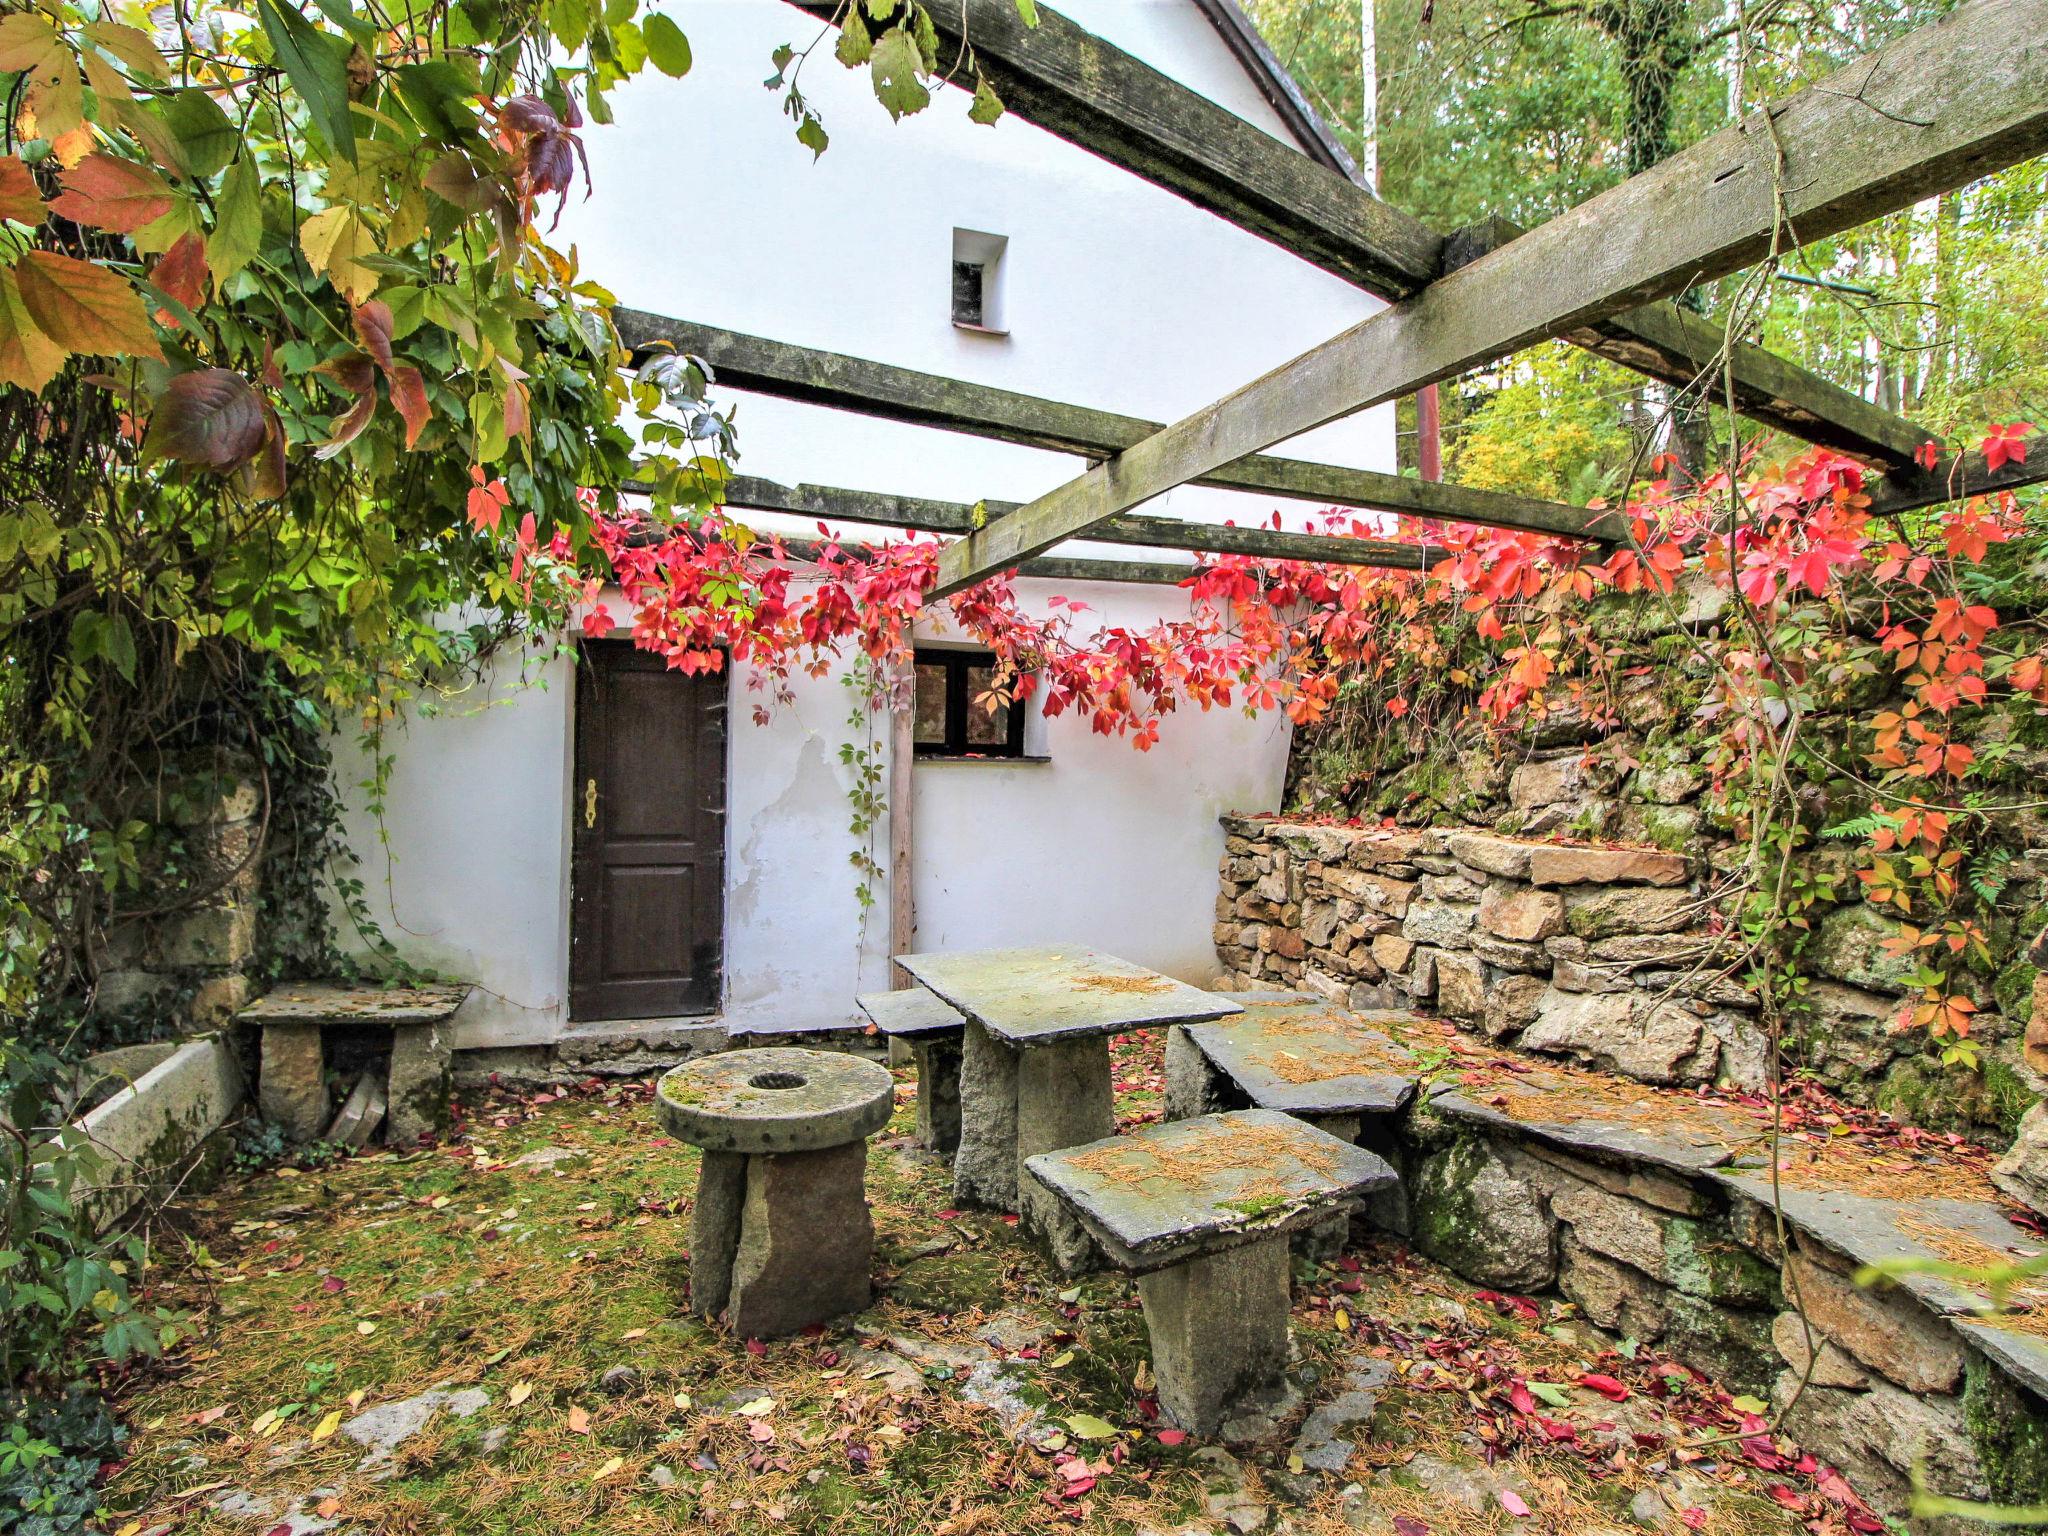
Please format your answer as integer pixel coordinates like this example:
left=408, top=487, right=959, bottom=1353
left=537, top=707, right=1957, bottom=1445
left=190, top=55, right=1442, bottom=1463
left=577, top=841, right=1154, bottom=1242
left=1024, top=1109, right=1395, bottom=1438
left=241, top=982, right=468, bottom=1146
left=656, top=1047, right=895, bottom=1338
left=1168, top=993, right=1421, bottom=1256
left=855, top=987, right=966, bottom=1156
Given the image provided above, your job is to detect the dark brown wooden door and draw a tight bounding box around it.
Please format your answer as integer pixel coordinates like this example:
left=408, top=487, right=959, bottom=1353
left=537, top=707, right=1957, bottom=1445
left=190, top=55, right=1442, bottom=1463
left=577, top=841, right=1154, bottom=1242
left=570, top=642, right=725, bottom=1020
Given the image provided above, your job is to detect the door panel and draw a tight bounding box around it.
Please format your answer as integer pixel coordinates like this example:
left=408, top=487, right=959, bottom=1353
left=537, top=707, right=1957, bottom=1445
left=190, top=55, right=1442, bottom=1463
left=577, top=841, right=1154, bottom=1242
left=570, top=642, right=725, bottom=1020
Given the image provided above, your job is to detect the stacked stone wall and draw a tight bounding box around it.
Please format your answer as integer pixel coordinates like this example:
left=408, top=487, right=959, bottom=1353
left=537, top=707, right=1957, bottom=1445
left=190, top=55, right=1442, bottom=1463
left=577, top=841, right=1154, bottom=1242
left=1394, top=1116, right=2045, bottom=1524
left=98, top=750, right=265, bottom=1033
left=1214, top=815, right=2046, bottom=1136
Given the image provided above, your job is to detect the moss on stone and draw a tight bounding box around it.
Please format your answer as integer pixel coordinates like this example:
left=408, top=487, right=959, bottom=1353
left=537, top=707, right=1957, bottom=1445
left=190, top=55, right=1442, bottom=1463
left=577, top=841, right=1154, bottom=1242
left=1877, top=1053, right=2032, bottom=1139
left=1663, top=1221, right=1780, bottom=1309
left=1962, top=1355, right=2048, bottom=1503
left=1996, top=960, right=2039, bottom=1025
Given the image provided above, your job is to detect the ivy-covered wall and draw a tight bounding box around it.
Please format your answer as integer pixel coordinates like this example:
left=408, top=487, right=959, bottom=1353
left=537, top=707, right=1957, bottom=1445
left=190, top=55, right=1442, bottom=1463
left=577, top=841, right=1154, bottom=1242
left=1277, top=543, right=2048, bottom=1147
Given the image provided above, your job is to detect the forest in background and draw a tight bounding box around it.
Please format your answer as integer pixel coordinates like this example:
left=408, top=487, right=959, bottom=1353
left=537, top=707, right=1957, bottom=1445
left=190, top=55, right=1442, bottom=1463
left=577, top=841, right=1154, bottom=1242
left=1243, top=0, right=2048, bottom=501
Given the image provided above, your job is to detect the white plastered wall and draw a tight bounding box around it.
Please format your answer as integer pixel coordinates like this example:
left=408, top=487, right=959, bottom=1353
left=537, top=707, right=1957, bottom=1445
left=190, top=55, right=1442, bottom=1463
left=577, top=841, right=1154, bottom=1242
left=332, top=0, right=1396, bottom=1049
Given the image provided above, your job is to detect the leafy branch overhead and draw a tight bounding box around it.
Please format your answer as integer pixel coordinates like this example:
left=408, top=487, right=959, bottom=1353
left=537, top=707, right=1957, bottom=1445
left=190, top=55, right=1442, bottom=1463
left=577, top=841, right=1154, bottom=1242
left=770, top=0, right=1037, bottom=156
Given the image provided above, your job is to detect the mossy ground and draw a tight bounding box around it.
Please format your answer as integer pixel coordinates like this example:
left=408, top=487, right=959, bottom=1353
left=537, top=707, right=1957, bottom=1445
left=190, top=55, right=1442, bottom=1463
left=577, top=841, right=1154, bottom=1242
left=105, top=1043, right=1833, bottom=1536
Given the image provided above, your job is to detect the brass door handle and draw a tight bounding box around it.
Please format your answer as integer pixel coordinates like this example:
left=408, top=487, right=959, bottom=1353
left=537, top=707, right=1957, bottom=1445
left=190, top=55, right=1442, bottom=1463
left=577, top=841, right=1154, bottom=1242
left=584, top=778, right=598, bottom=828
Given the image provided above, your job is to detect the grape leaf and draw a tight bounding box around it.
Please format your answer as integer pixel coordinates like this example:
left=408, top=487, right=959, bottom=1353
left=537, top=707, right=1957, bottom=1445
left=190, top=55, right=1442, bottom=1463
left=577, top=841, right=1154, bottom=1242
left=15, top=250, right=163, bottom=360
left=389, top=363, right=430, bottom=448
left=968, top=74, right=1003, bottom=126
left=834, top=10, right=872, bottom=66
left=150, top=232, right=209, bottom=324
left=143, top=368, right=268, bottom=469
left=870, top=26, right=930, bottom=121
left=0, top=156, right=46, bottom=225
left=205, top=152, right=263, bottom=284
left=48, top=155, right=174, bottom=234
left=82, top=21, right=169, bottom=79
left=0, top=12, right=63, bottom=72
left=1063, top=1414, right=1117, bottom=1440
left=643, top=12, right=692, bottom=76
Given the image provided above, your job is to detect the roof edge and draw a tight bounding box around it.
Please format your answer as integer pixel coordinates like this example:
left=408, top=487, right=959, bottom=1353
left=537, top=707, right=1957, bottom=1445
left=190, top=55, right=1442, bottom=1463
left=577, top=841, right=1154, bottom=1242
left=1188, top=0, right=1366, bottom=187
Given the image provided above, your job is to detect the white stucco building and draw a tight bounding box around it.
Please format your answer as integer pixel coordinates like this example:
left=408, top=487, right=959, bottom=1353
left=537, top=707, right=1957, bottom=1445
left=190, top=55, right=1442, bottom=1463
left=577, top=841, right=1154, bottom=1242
left=336, top=0, right=1397, bottom=1053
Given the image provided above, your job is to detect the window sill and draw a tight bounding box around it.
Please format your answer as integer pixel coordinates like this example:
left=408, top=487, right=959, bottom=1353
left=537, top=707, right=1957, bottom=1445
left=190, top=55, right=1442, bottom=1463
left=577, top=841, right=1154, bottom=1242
left=914, top=753, right=1051, bottom=766
left=951, top=320, right=1010, bottom=338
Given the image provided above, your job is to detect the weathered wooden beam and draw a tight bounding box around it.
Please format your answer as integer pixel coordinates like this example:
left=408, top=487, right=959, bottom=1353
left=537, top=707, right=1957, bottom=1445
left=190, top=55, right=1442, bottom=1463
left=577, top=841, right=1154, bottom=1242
left=933, top=0, right=2048, bottom=594
left=615, top=312, right=1618, bottom=543
left=779, top=0, right=1936, bottom=468
left=777, top=533, right=1194, bottom=586
left=1447, top=217, right=1933, bottom=467
left=1866, top=450, right=2048, bottom=518
left=715, top=473, right=1431, bottom=569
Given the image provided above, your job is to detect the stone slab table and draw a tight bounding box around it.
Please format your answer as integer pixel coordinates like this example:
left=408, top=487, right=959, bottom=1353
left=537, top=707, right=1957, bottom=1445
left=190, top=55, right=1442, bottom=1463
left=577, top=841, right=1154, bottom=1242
left=656, top=1047, right=894, bottom=1338
left=855, top=987, right=966, bottom=1155
left=895, top=946, right=1241, bottom=1271
left=1170, top=993, right=1424, bottom=1255
left=1024, top=1109, right=1396, bottom=1438
left=239, top=982, right=469, bottom=1145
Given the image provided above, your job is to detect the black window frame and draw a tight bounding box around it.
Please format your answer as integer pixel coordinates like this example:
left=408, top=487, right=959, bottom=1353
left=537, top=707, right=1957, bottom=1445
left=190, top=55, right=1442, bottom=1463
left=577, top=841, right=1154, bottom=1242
left=912, top=647, right=1027, bottom=760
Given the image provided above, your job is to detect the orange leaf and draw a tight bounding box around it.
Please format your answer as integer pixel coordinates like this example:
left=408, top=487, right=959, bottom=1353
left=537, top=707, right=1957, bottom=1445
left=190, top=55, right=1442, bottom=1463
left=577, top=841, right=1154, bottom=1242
left=150, top=230, right=208, bottom=324
left=0, top=155, right=45, bottom=224
left=0, top=268, right=65, bottom=390
left=389, top=363, right=429, bottom=449
left=49, top=153, right=173, bottom=233
left=14, top=250, right=161, bottom=360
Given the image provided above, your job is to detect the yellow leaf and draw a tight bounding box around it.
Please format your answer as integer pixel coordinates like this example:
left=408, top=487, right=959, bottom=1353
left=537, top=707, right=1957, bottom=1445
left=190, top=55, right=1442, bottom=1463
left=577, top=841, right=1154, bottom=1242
left=1335, top=1307, right=1351, bottom=1332
left=0, top=270, right=65, bottom=391
left=249, top=1408, right=278, bottom=1435
left=346, top=1389, right=366, bottom=1410
left=299, top=205, right=380, bottom=304
left=672, top=1392, right=691, bottom=1411
left=1046, top=1350, right=1074, bottom=1369
left=311, top=1408, right=343, bottom=1443
left=620, top=1328, right=647, bottom=1340
left=508, top=1381, right=533, bottom=1406
left=735, top=1396, right=774, bottom=1416
left=592, top=1456, right=623, bottom=1481
left=356, top=1321, right=376, bottom=1335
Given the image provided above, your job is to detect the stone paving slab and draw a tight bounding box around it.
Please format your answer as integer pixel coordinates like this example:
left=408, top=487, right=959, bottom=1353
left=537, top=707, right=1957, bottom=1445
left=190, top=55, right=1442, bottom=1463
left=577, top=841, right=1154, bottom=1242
left=1023, top=1108, right=1395, bottom=1271
left=1182, top=995, right=1422, bottom=1115
left=1429, top=1056, right=1767, bottom=1176
left=897, top=946, right=1240, bottom=1044
left=856, top=986, right=966, bottom=1039
left=1714, top=1161, right=2048, bottom=1397
left=239, top=982, right=470, bottom=1026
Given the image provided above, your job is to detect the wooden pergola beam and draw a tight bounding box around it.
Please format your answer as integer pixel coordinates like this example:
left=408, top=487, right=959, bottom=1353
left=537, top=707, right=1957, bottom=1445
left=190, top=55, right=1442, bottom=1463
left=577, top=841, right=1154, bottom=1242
left=715, top=473, right=1431, bottom=569
left=614, top=311, right=1622, bottom=544
left=933, top=0, right=2048, bottom=595
left=781, top=0, right=1934, bottom=469
left=1865, top=449, right=2048, bottom=517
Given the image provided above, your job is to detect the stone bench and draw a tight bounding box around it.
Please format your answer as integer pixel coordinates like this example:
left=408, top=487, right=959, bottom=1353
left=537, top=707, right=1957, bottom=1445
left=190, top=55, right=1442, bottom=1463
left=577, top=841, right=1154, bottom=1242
left=241, top=983, right=468, bottom=1146
left=1168, top=993, right=1421, bottom=1255
left=656, top=1047, right=894, bottom=1338
left=1024, top=1109, right=1395, bottom=1438
left=855, top=987, right=965, bottom=1155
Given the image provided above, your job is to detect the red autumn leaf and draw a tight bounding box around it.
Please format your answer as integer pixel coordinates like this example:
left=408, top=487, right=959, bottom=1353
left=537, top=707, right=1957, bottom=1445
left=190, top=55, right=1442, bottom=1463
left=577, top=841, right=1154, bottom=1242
left=353, top=299, right=395, bottom=373
left=744, top=1337, right=766, bottom=1356
left=1765, top=1484, right=1806, bottom=1511
left=467, top=467, right=511, bottom=532
left=1913, top=439, right=1940, bottom=471
left=48, top=153, right=172, bottom=233
left=1507, top=1380, right=1536, bottom=1415
left=1982, top=422, right=2032, bottom=471
left=1679, top=1508, right=1707, bottom=1529
left=142, top=368, right=267, bottom=470
left=15, top=249, right=162, bottom=359
left=1498, top=1490, right=1530, bottom=1518
left=1577, top=1373, right=1630, bottom=1401
left=321, top=1275, right=346, bottom=1294
left=315, top=353, right=377, bottom=460
left=1392, top=1519, right=1431, bottom=1536
left=389, top=363, right=430, bottom=449
left=150, top=230, right=208, bottom=324
left=1154, top=1429, right=1186, bottom=1446
left=0, top=154, right=45, bottom=224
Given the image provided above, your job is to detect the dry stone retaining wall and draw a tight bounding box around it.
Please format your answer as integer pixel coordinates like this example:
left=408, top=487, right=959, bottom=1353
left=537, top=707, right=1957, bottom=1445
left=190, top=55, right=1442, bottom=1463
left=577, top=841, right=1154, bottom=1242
left=1213, top=818, right=1773, bottom=1092
left=1391, top=1112, right=2048, bottom=1525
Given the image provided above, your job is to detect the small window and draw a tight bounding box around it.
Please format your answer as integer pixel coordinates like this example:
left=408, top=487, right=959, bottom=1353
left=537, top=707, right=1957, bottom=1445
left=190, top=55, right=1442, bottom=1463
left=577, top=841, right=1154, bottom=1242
left=951, top=228, right=1009, bottom=334
left=913, top=648, right=1026, bottom=759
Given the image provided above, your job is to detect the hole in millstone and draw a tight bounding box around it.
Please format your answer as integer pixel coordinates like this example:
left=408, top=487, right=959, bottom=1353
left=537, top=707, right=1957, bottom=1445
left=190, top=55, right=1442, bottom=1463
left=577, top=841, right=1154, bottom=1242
left=750, top=1071, right=807, bottom=1090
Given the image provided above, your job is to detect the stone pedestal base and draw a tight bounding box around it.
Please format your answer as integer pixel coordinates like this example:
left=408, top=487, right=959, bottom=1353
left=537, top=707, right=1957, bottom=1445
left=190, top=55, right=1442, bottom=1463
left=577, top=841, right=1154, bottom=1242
left=1016, top=1038, right=1114, bottom=1274
left=387, top=1022, right=451, bottom=1145
left=912, top=1038, right=963, bottom=1156
left=1138, top=1235, right=1293, bottom=1437
left=1165, top=1025, right=1232, bottom=1120
left=689, top=1142, right=874, bottom=1337
left=1296, top=1113, right=1361, bottom=1263
left=259, top=1021, right=327, bottom=1141
left=953, top=1020, right=1021, bottom=1209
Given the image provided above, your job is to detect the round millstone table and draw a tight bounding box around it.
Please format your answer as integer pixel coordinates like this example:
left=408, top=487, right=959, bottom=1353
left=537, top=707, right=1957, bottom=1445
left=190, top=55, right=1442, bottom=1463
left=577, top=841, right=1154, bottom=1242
left=656, top=1048, right=895, bottom=1338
